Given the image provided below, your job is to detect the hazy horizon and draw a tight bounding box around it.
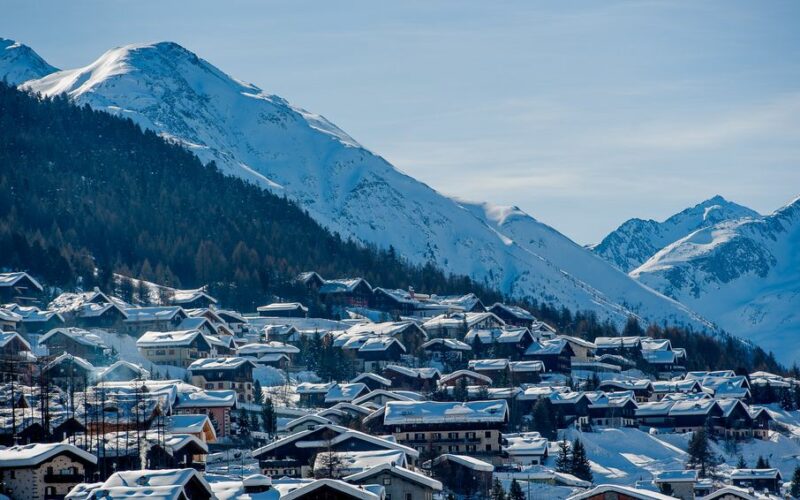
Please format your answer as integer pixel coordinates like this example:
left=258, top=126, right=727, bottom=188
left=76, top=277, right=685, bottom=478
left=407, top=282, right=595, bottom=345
left=3, top=0, right=799, bottom=243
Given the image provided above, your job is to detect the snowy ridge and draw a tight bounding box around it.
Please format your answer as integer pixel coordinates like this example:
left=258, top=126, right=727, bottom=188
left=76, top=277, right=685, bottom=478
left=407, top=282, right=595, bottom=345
left=0, top=38, right=57, bottom=85
left=11, top=40, right=717, bottom=332
left=591, top=196, right=760, bottom=272
left=631, top=196, right=800, bottom=363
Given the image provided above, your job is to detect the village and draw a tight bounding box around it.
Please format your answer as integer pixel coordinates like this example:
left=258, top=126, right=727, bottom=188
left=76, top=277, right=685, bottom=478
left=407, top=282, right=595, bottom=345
left=0, top=270, right=798, bottom=500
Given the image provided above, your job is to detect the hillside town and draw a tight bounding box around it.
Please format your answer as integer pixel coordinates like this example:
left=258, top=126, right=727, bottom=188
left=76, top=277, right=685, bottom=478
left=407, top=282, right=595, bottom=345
left=0, top=270, right=799, bottom=500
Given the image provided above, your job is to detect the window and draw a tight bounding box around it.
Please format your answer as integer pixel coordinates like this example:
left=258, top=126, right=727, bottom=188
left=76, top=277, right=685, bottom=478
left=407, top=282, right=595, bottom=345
left=383, top=477, right=392, bottom=485
left=406, top=494, right=412, bottom=500
left=45, top=487, right=56, bottom=496
left=485, top=444, right=492, bottom=451
left=485, top=431, right=491, bottom=438
left=448, top=432, right=457, bottom=439
left=466, top=431, right=476, bottom=439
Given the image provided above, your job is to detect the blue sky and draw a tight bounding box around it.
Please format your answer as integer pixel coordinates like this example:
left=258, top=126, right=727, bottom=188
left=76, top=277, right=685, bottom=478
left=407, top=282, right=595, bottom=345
left=3, top=1, right=799, bottom=243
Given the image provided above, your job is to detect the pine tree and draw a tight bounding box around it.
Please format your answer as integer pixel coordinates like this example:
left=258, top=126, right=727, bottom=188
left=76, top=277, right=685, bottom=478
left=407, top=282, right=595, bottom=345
left=453, top=378, right=469, bottom=402
left=570, top=438, right=593, bottom=482
left=555, top=438, right=571, bottom=473
left=755, top=455, right=770, bottom=469
left=532, top=398, right=556, bottom=440
left=686, top=429, right=718, bottom=478
left=490, top=478, right=507, bottom=500
left=736, top=455, right=747, bottom=469
left=790, top=465, right=800, bottom=498
left=781, top=388, right=796, bottom=410
left=261, top=398, right=277, bottom=436
left=509, top=479, right=525, bottom=500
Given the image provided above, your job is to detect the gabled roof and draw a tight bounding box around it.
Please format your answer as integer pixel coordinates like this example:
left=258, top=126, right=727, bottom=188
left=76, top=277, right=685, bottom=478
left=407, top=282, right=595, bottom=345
left=594, top=336, right=643, bottom=349
left=345, top=464, right=443, bottom=491
left=137, top=329, right=205, bottom=348
left=176, top=389, right=237, bottom=409
left=423, top=311, right=504, bottom=330
left=430, top=453, right=494, bottom=472
left=170, top=288, right=217, bottom=305
left=319, top=278, right=372, bottom=294
left=280, top=478, right=380, bottom=500
left=0, top=331, right=31, bottom=351
left=464, top=327, right=532, bottom=344
left=253, top=423, right=418, bottom=459
left=102, top=468, right=212, bottom=495
left=257, top=302, right=308, bottom=313
left=0, top=443, right=97, bottom=467
left=525, top=338, right=569, bottom=356
left=325, top=383, right=369, bottom=403
left=4, top=304, right=62, bottom=323
left=124, top=306, right=186, bottom=322
left=503, top=432, right=548, bottom=455
left=40, top=327, right=107, bottom=349
left=351, top=389, right=415, bottom=406
left=489, top=302, right=536, bottom=321
left=280, top=414, right=334, bottom=431
left=0, top=272, right=43, bottom=291
left=345, top=321, right=425, bottom=338
left=96, top=360, right=150, bottom=381
left=43, top=352, right=94, bottom=373
left=568, top=484, right=678, bottom=500
left=384, top=364, right=440, bottom=379
left=188, top=357, right=257, bottom=371
left=351, top=372, right=392, bottom=387
left=421, top=337, right=472, bottom=351
left=439, top=369, right=493, bottom=386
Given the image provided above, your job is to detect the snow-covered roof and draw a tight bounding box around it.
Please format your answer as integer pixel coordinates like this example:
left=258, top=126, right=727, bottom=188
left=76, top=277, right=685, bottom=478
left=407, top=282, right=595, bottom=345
left=176, top=389, right=237, bottom=409
left=296, top=382, right=336, bottom=394
left=281, top=478, right=380, bottom=500
left=430, top=454, right=494, bottom=472
left=468, top=358, right=509, bottom=371
left=254, top=424, right=418, bottom=459
left=668, top=399, right=719, bottom=416
left=319, top=278, right=372, bottom=294
left=464, top=326, right=532, bottom=344
left=325, top=383, right=368, bottom=403
left=358, top=336, right=406, bottom=353
left=510, top=360, right=545, bottom=373
left=188, top=357, right=256, bottom=371
left=0, top=331, right=31, bottom=350
left=351, top=389, right=416, bottom=406
left=525, top=338, right=569, bottom=356
left=0, top=442, right=97, bottom=467
left=351, top=372, right=392, bottom=387
left=594, top=336, right=643, bottom=349
left=439, top=369, right=493, bottom=385
left=257, top=302, right=308, bottom=313
left=345, top=320, right=423, bottom=338
left=729, top=468, right=782, bottom=480
left=102, top=468, right=211, bottom=496
left=490, top=302, right=536, bottom=321
left=0, top=272, right=43, bottom=291
left=5, top=304, right=62, bottom=323
left=168, top=414, right=214, bottom=436
left=568, top=484, right=678, bottom=500
left=124, top=306, right=185, bottom=322
left=654, top=470, right=698, bottom=483
left=421, top=337, right=472, bottom=351
left=43, top=352, right=94, bottom=373
left=423, top=311, right=503, bottom=330
left=345, top=463, right=443, bottom=491
left=503, top=432, right=548, bottom=456
left=136, top=329, right=204, bottom=348
left=96, top=360, right=150, bottom=381
left=40, top=327, right=107, bottom=349
left=384, top=364, right=440, bottom=379
left=170, top=288, right=217, bottom=305
left=384, top=400, right=508, bottom=425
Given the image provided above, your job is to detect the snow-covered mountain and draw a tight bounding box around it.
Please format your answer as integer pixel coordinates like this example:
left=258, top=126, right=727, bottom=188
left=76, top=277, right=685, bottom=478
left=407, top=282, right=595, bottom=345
left=631, top=197, right=800, bottom=363
left=6, top=39, right=716, bottom=331
left=0, top=38, right=57, bottom=85
left=591, top=196, right=760, bottom=272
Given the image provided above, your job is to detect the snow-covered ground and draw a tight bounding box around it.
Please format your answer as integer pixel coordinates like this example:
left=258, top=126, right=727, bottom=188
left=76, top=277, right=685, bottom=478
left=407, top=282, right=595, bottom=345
left=563, top=423, right=800, bottom=486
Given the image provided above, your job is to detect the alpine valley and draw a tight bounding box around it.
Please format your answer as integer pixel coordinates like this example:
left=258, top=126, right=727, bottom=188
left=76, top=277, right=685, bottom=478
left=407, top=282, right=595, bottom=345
left=2, top=38, right=798, bottom=360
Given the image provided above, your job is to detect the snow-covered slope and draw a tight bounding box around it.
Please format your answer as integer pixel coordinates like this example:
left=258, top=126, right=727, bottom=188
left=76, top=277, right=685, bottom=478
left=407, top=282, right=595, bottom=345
left=0, top=38, right=57, bottom=85
left=631, top=197, right=800, bottom=363
left=12, top=40, right=716, bottom=331
left=591, top=196, right=760, bottom=272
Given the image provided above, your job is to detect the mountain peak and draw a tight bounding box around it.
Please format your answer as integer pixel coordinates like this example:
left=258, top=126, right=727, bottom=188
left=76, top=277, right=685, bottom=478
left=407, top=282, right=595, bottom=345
left=0, top=38, right=58, bottom=85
